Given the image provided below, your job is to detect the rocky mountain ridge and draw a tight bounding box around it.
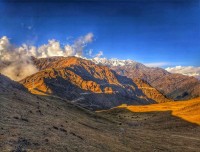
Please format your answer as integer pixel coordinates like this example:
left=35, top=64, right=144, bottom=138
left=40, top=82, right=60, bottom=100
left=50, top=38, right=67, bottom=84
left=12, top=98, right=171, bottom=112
left=92, top=57, right=200, bottom=100
left=20, top=56, right=171, bottom=109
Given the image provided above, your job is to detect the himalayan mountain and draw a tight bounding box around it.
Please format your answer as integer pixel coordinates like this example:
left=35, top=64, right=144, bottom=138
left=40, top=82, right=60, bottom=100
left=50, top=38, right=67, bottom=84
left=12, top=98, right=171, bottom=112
left=20, top=56, right=170, bottom=110
left=17, top=56, right=199, bottom=110
left=92, top=57, right=200, bottom=100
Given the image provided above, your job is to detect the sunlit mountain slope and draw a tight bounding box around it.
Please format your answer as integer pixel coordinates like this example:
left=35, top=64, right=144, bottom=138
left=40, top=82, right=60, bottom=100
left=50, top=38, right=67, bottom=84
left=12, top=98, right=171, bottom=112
left=116, top=98, right=200, bottom=125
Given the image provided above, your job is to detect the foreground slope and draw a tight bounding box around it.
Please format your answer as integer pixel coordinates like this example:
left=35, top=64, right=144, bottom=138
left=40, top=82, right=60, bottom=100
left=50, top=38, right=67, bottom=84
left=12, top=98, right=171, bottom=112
left=0, top=73, right=26, bottom=92
left=0, top=74, right=132, bottom=151
left=1, top=74, right=200, bottom=151
left=93, top=58, right=200, bottom=100
left=20, top=56, right=170, bottom=109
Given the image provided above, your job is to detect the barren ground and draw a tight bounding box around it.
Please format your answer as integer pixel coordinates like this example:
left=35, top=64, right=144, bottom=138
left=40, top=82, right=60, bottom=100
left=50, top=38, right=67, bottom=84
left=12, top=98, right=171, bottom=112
left=1, top=91, right=200, bottom=152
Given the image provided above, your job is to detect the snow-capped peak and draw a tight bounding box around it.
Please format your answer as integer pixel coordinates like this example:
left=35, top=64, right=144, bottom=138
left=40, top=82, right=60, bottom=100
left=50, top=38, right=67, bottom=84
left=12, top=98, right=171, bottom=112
left=92, top=57, right=136, bottom=67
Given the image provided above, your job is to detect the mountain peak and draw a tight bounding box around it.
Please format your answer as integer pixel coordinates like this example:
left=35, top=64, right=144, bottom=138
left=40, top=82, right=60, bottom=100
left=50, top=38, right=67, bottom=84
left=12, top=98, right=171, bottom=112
left=92, top=57, right=136, bottom=67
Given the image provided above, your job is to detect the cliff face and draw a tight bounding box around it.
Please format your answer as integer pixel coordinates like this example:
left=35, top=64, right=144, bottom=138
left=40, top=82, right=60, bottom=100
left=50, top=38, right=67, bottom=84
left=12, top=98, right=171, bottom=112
left=20, top=57, right=171, bottom=109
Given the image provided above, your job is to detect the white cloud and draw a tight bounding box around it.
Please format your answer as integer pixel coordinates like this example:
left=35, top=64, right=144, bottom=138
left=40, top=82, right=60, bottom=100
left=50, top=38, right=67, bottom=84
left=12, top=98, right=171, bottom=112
left=31, top=32, right=94, bottom=58
left=37, top=39, right=64, bottom=58
left=95, top=51, right=103, bottom=58
left=71, top=33, right=94, bottom=57
left=83, top=32, right=93, bottom=43
left=166, top=66, right=200, bottom=79
left=144, top=62, right=170, bottom=67
left=0, top=33, right=94, bottom=81
left=0, top=36, right=38, bottom=81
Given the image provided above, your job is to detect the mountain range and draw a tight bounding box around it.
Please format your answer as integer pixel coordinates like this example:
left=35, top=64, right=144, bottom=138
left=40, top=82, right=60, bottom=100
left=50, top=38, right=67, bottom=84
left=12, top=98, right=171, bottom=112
left=20, top=56, right=171, bottom=110
left=16, top=56, right=199, bottom=109
left=92, top=57, right=200, bottom=100
left=0, top=56, right=199, bottom=110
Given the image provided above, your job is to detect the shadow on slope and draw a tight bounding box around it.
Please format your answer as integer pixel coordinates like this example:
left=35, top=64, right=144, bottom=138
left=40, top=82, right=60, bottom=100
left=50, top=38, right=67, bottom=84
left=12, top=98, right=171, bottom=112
left=42, top=76, right=156, bottom=110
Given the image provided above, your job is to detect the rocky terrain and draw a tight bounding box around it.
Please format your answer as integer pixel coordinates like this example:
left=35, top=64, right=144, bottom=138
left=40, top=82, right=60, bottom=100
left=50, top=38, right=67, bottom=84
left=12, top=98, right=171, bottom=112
left=20, top=56, right=171, bottom=110
left=1, top=74, right=200, bottom=152
left=93, top=58, right=200, bottom=100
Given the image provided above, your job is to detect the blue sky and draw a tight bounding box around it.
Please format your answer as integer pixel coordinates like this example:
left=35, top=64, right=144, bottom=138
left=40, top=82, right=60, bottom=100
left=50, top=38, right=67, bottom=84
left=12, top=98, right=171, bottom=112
left=0, top=0, right=200, bottom=67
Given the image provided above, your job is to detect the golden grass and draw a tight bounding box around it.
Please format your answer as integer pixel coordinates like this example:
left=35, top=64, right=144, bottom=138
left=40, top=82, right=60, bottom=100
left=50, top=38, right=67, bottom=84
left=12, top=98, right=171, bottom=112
left=28, top=88, right=48, bottom=96
left=118, top=98, right=200, bottom=125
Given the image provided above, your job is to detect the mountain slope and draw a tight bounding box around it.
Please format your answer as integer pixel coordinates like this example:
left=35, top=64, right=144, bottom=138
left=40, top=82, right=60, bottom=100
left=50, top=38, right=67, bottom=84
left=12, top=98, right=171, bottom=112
left=93, top=58, right=200, bottom=100
left=0, top=73, right=27, bottom=92
left=115, top=97, right=200, bottom=125
left=20, top=56, right=171, bottom=109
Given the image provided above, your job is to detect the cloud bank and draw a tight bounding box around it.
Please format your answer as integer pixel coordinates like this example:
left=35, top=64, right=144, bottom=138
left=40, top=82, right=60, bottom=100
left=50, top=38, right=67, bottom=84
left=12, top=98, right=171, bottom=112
left=0, top=36, right=38, bottom=81
left=0, top=33, right=95, bottom=81
left=166, top=66, right=200, bottom=79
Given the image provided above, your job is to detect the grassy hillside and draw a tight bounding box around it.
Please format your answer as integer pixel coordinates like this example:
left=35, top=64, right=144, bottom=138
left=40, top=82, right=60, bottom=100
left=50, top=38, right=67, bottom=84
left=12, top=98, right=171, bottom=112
left=116, top=98, right=200, bottom=125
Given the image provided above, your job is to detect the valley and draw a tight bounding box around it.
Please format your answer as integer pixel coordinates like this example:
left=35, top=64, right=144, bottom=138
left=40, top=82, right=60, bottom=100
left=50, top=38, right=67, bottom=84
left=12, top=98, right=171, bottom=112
left=0, top=86, right=200, bottom=151
left=0, top=74, right=200, bottom=151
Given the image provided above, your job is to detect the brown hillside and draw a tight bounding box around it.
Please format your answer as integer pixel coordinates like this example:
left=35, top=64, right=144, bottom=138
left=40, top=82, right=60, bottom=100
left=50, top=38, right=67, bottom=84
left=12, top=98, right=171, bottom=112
left=110, top=63, right=200, bottom=100
left=20, top=57, right=171, bottom=109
